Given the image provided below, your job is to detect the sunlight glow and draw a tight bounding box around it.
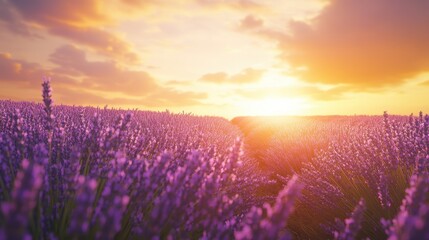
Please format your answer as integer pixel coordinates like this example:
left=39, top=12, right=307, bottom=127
left=237, top=97, right=310, bottom=116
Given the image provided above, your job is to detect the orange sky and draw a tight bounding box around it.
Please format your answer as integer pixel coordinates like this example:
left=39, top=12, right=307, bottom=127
left=1, top=0, right=429, bottom=118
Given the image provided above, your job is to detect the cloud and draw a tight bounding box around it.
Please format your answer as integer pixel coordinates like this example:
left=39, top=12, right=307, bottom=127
left=196, top=0, right=265, bottom=12
left=200, top=72, right=228, bottom=83
left=236, top=84, right=350, bottom=101
left=49, top=44, right=207, bottom=105
left=299, top=86, right=352, bottom=101
left=238, top=14, right=264, bottom=31
left=49, top=45, right=158, bottom=96
left=0, top=53, right=63, bottom=86
left=0, top=52, right=79, bottom=102
left=0, top=0, right=38, bottom=37
left=248, top=0, right=429, bottom=89
left=7, top=0, right=169, bottom=26
left=200, top=68, right=265, bottom=84
left=56, top=87, right=206, bottom=107
left=6, top=0, right=141, bottom=64
left=11, top=0, right=109, bottom=26
left=2, top=0, right=267, bottom=64
left=145, top=89, right=207, bottom=107
left=51, top=27, right=140, bottom=64
left=0, top=48, right=206, bottom=107
left=0, top=53, right=30, bottom=81
left=419, top=80, right=429, bottom=86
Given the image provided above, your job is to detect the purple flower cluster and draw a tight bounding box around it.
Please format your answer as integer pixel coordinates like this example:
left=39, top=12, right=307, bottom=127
left=0, top=79, right=300, bottom=239
left=383, top=174, right=429, bottom=240
left=263, top=116, right=377, bottom=176
left=3, top=78, right=429, bottom=240
left=334, top=199, right=366, bottom=240
left=1, top=144, right=46, bottom=239
left=235, top=175, right=303, bottom=240
left=288, top=112, right=429, bottom=238
left=234, top=113, right=429, bottom=239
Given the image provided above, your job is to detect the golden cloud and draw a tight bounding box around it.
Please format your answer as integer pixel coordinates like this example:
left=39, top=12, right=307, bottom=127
left=0, top=48, right=207, bottom=107
left=200, top=68, right=265, bottom=84
left=246, top=0, right=429, bottom=89
left=238, top=15, right=264, bottom=31
left=5, top=0, right=144, bottom=64
left=236, top=85, right=351, bottom=101
left=196, top=0, right=265, bottom=12
left=0, top=0, right=37, bottom=37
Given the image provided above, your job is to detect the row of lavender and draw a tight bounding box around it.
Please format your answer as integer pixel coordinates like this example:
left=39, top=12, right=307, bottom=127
left=0, top=80, right=301, bottom=239
left=263, top=112, right=429, bottom=239
left=262, top=116, right=383, bottom=176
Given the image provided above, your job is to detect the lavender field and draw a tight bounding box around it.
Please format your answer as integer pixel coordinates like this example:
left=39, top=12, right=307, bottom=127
left=1, top=80, right=428, bottom=240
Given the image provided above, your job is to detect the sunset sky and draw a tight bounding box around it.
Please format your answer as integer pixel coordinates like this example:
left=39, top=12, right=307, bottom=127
left=1, top=0, right=429, bottom=118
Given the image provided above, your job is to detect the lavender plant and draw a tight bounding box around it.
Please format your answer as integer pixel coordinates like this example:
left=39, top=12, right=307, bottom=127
left=289, top=112, right=429, bottom=239
left=2, top=77, right=428, bottom=240
left=0, top=79, right=300, bottom=239
left=235, top=175, right=303, bottom=240
left=334, top=199, right=366, bottom=240
left=383, top=174, right=429, bottom=240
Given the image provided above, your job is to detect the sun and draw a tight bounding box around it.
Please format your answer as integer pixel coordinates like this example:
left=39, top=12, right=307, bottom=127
left=237, top=97, right=309, bottom=116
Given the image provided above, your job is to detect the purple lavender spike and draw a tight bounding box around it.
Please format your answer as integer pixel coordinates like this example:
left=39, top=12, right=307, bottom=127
left=384, top=175, right=429, bottom=240
left=68, top=176, right=97, bottom=237
left=1, top=157, right=45, bottom=240
left=235, top=175, right=303, bottom=240
left=41, top=77, right=54, bottom=139
left=334, top=199, right=366, bottom=240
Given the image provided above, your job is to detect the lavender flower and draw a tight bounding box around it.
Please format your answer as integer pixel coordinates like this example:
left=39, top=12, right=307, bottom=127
left=383, top=175, right=429, bottom=240
left=235, top=175, right=303, bottom=240
left=68, top=176, right=97, bottom=237
left=42, top=77, right=54, bottom=138
left=1, top=157, right=45, bottom=239
left=2, top=77, right=428, bottom=240
left=334, top=199, right=366, bottom=240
